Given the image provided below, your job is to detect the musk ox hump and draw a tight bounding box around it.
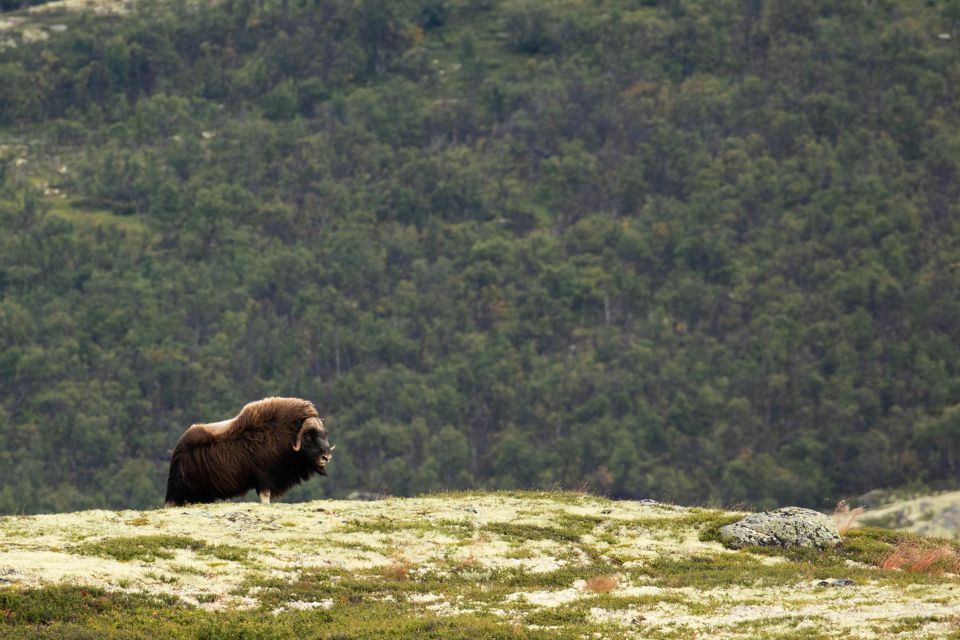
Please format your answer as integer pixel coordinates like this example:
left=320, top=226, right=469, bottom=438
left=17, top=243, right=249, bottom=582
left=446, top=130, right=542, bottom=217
left=204, top=418, right=233, bottom=433
left=177, top=419, right=233, bottom=444
left=178, top=397, right=319, bottom=446
left=236, top=397, right=319, bottom=431
left=176, top=423, right=226, bottom=449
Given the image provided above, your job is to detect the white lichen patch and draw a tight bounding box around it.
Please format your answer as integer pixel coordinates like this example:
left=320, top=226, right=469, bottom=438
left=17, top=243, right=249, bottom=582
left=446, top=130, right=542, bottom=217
left=0, top=550, right=146, bottom=587
left=426, top=599, right=477, bottom=617
left=614, top=583, right=665, bottom=598
left=450, top=537, right=569, bottom=574
left=408, top=592, right=443, bottom=604
left=272, top=599, right=333, bottom=614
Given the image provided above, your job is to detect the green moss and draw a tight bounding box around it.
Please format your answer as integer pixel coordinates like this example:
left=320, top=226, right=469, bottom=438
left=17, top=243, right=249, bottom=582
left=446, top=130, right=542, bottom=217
left=124, top=517, right=151, bottom=527
left=74, top=535, right=207, bottom=562
left=73, top=535, right=250, bottom=564
left=493, top=564, right=616, bottom=589
left=169, top=563, right=205, bottom=576
left=0, top=584, right=620, bottom=640
left=334, top=516, right=476, bottom=542
left=482, top=521, right=587, bottom=544
left=504, top=546, right=536, bottom=559
left=0, top=585, right=178, bottom=626
left=632, top=552, right=801, bottom=589
left=144, top=570, right=179, bottom=584
left=432, top=519, right=477, bottom=539
left=523, top=606, right=587, bottom=625
left=206, top=545, right=251, bottom=562
left=325, top=539, right=379, bottom=553
left=880, top=616, right=939, bottom=633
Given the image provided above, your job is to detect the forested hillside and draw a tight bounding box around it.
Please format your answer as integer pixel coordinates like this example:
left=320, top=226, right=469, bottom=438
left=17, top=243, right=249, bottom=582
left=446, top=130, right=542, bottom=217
left=2, top=0, right=960, bottom=514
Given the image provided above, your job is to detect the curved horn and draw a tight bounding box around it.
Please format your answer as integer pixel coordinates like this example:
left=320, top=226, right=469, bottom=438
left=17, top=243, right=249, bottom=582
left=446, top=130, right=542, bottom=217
left=293, top=417, right=323, bottom=452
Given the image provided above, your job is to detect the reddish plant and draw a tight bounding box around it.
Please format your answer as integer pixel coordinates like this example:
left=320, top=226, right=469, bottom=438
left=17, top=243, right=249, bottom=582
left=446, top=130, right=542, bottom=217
left=584, top=576, right=619, bottom=594
left=880, top=542, right=959, bottom=574
left=382, top=562, right=411, bottom=581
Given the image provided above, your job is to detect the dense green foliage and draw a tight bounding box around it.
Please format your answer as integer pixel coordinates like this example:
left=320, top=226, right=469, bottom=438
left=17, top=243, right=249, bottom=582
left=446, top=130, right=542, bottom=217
left=2, top=0, right=960, bottom=513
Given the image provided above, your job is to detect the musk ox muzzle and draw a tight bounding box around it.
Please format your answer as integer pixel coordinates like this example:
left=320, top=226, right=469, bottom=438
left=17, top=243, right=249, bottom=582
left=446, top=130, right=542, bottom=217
left=164, top=397, right=334, bottom=506
left=292, top=416, right=336, bottom=475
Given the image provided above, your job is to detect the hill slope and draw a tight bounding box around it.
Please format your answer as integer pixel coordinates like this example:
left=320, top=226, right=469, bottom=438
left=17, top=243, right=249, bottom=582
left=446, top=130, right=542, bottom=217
left=3, top=0, right=960, bottom=513
left=2, top=492, right=960, bottom=639
left=860, top=490, right=960, bottom=541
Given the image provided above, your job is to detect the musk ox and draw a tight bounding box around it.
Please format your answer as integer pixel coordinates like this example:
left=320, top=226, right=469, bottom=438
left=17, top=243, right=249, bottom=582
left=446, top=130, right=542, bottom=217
left=164, top=397, right=334, bottom=506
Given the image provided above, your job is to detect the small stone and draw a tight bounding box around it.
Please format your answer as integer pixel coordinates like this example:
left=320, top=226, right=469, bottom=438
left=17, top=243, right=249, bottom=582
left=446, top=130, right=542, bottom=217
left=817, top=578, right=854, bottom=587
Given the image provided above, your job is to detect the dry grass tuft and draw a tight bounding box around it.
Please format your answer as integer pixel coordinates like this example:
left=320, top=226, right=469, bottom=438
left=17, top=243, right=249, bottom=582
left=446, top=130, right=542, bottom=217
left=880, top=542, right=958, bottom=574
left=908, top=546, right=954, bottom=573
left=833, top=499, right=865, bottom=536
left=449, top=554, right=482, bottom=574
left=382, top=562, right=411, bottom=581
left=584, top=575, right=619, bottom=594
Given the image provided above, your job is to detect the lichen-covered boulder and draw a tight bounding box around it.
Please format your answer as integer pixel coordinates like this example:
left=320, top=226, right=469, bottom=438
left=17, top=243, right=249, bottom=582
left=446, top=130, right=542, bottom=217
left=719, top=507, right=841, bottom=549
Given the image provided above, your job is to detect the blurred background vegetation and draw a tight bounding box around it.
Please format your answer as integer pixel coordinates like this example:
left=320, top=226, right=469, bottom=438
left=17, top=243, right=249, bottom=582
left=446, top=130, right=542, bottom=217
left=2, top=0, right=960, bottom=513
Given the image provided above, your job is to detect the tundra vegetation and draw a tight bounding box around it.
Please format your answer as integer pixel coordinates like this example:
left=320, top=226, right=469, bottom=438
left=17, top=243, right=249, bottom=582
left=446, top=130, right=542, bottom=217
left=3, top=0, right=960, bottom=514
left=3, top=492, right=960, bottom=639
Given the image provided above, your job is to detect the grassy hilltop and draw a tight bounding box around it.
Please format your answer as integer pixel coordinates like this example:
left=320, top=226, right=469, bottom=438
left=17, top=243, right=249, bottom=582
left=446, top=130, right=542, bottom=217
left=2, top=492, right=960, bottom=639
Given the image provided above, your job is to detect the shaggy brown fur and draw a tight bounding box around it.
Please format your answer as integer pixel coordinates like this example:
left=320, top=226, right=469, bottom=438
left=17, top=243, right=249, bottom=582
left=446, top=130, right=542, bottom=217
left=164, top=397, right=333, bottom=506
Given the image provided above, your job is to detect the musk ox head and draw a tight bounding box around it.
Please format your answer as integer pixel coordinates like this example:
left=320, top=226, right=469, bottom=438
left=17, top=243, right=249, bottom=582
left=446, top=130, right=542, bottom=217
left=293, top=416, right=335, bottom=475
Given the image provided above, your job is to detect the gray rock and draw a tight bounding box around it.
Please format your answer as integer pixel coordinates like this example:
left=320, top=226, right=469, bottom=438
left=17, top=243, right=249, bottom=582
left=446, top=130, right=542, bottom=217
left=817, top=578, right=854, bottom=587
left=719, top=507, right=841, bottom=549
